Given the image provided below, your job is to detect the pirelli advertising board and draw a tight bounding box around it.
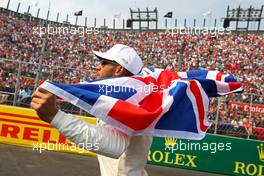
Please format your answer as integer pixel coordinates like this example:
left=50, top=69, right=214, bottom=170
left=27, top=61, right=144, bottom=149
left=0, top=105, right=263, bottom=176
left=0, top=105, right=96, bottom=156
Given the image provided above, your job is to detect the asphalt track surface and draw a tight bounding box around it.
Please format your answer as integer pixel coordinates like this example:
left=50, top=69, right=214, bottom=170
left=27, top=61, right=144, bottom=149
left=0, top=143, right=226, bottom=176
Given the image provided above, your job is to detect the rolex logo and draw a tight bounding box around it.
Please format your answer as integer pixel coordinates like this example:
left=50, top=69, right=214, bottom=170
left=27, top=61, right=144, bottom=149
left=234, top=144, right=264, bottom=175
left=257, top=144, right=264, bottom=162
left=164, top=137, right=177, bottom=151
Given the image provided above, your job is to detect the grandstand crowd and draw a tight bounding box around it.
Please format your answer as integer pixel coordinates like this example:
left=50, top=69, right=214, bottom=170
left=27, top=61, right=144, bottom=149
left=0, top=9, right=263, bottom=139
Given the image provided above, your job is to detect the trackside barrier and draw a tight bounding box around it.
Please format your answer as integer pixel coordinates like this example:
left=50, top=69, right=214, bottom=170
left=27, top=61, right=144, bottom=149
left=0, top=105, right=263, bottom=175
left=0, top=105, right=96, bottom=156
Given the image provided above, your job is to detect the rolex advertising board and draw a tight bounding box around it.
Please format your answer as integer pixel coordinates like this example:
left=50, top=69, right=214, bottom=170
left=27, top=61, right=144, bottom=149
left=148, top=134, right=264, bottom=176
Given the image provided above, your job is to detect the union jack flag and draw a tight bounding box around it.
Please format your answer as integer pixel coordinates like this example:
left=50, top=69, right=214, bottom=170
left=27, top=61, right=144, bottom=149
left=40, top=67, right=243, bottom=140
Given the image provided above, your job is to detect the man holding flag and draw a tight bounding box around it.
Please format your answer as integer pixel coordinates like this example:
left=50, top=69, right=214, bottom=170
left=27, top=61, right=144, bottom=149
left=31, top=44, right=153, bottom=176
left=31, top=44, right=243, bottom=176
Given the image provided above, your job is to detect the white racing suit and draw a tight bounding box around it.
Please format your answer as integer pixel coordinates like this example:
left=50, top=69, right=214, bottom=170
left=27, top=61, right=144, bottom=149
left=51, top=110, right=153, bottom=176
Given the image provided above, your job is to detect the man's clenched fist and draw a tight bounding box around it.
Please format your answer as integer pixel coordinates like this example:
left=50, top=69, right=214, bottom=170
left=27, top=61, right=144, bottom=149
left=31, top=87, right=58, bottom=123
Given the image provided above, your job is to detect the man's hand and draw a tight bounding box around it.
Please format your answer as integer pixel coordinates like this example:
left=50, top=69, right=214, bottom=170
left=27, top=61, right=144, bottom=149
left=31, top=87, right=58, bottom=123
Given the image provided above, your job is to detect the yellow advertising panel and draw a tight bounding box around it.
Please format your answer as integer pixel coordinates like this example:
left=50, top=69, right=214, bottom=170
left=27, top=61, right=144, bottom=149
left=0, top=105, right=96, bottom=156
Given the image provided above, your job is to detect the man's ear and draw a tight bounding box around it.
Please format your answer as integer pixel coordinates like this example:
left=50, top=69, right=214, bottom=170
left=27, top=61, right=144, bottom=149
left=114, top=66, right=125, bottom=76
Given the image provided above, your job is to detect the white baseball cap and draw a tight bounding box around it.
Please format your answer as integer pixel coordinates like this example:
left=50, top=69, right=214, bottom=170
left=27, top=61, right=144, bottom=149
left=92, top=44, right=143, bottom=74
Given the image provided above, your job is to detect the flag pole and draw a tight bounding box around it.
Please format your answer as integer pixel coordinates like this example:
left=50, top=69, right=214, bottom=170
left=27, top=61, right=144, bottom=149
left=6, top=0, right=11, bottom=9
left=75, top=16, right=78, bottom=26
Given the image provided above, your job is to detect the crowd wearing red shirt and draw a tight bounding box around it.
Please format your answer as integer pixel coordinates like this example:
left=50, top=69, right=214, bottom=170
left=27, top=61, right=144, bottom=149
left=0, top=9, right=263, bottom=139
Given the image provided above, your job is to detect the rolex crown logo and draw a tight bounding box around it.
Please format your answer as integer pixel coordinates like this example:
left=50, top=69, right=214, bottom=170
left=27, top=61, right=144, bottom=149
left=257, top=144, right=264, bottom=162
left=164, top=137, right=177, bottom=151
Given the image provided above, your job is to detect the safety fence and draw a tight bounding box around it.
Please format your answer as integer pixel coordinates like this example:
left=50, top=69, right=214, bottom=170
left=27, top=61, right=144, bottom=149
left=207, top=95, right=264, bottom=141
left=0, top=58, right=97, bottom=116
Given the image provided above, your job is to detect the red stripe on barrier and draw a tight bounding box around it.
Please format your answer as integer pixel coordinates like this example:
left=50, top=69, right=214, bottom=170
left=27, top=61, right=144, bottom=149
left=0, top=112, right=39, bottom=120
left=0, top=118, right=52, bottom=128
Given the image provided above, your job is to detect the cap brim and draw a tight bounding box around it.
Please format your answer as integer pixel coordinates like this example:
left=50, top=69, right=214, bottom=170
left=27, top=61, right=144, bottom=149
left=92, top=50, right=115, bottom=61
